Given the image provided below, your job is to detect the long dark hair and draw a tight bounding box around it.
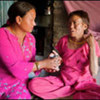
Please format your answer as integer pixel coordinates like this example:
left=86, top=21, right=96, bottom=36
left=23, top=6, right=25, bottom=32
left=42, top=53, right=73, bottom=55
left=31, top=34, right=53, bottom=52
left=67, top=10, right=90, bottom=34
left=2, top=1, right=35, bottom=27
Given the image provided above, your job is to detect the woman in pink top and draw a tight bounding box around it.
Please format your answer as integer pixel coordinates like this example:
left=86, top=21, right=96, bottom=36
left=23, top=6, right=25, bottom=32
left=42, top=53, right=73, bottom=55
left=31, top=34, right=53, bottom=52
left=0, top=1, right=61, bottom=99
left=28, top=10, right=100, bottom=99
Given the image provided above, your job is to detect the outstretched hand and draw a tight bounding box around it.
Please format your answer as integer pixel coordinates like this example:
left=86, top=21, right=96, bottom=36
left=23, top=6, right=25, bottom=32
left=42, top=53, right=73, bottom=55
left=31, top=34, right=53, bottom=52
left=44, top=50, right=62, bottom=73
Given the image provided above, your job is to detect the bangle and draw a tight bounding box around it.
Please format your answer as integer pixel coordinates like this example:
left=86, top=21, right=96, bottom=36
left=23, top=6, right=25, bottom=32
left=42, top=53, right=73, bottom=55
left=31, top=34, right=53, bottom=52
left=35, top=62, right=40, bottom=70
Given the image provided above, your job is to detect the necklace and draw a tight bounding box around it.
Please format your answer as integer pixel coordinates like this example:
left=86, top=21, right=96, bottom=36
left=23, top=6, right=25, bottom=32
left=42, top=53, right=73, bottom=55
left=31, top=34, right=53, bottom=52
left=69, top=37, right=86, bottom=45
left=8, top=27, right=32, bottom=61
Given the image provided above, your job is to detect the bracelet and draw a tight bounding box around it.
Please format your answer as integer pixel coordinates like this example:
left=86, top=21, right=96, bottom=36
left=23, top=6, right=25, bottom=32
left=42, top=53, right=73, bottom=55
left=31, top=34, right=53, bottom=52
left=35, top=62, right=40, bottom=70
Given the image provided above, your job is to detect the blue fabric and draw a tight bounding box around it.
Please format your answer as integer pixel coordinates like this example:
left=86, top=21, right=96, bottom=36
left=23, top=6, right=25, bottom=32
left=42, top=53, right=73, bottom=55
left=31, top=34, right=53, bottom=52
left=28, top=72, right=36, bottom=79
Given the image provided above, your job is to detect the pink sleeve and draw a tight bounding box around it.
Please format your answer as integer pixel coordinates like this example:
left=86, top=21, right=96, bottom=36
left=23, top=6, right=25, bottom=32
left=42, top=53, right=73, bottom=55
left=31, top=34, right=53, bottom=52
left=95, top=40, right=100, bottom=57
left=29, top=34, right=41, bottom=76
left=0, top=28, right=34, bottom=80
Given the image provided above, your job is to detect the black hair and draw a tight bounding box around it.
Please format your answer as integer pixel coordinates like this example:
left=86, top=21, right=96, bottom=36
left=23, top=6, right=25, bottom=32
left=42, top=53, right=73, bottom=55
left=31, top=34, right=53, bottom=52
left=67, top=10, right=90, bottom=34
left=8, top=1, right=36, bottom=24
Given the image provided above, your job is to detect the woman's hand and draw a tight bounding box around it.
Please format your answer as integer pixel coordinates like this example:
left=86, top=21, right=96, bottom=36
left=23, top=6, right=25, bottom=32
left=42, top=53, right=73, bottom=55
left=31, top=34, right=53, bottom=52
left=49, top=50, right=59, bottom=58
left=45, top=55, right=62, bottom=70
left=34, top=50, right=62, bottom=73
left=43, top=50, right=62, bottom=72
left=83, top=33, right=95, bottom=47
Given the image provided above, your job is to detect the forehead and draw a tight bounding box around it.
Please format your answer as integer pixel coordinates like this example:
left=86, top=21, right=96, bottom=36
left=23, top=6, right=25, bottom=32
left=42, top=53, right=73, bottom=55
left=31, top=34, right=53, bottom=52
left=69, top=15, right=83, bottom=22
left=24, top=9, right=36, bottom=18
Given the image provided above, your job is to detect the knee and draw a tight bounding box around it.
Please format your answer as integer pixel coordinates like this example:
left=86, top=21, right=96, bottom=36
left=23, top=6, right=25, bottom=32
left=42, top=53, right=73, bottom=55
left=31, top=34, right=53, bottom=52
left=28, top=78, right=43, bottom=94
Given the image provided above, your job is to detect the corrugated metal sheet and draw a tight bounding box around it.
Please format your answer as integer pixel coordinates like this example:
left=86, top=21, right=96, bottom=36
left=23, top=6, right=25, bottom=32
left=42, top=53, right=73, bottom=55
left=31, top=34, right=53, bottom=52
left=0, top=1, right=14, bottom=27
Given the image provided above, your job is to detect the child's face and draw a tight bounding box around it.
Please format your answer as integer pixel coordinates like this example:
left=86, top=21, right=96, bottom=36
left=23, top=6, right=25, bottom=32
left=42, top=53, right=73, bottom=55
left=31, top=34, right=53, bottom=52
left=68, top=15, right=87, bottom=40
